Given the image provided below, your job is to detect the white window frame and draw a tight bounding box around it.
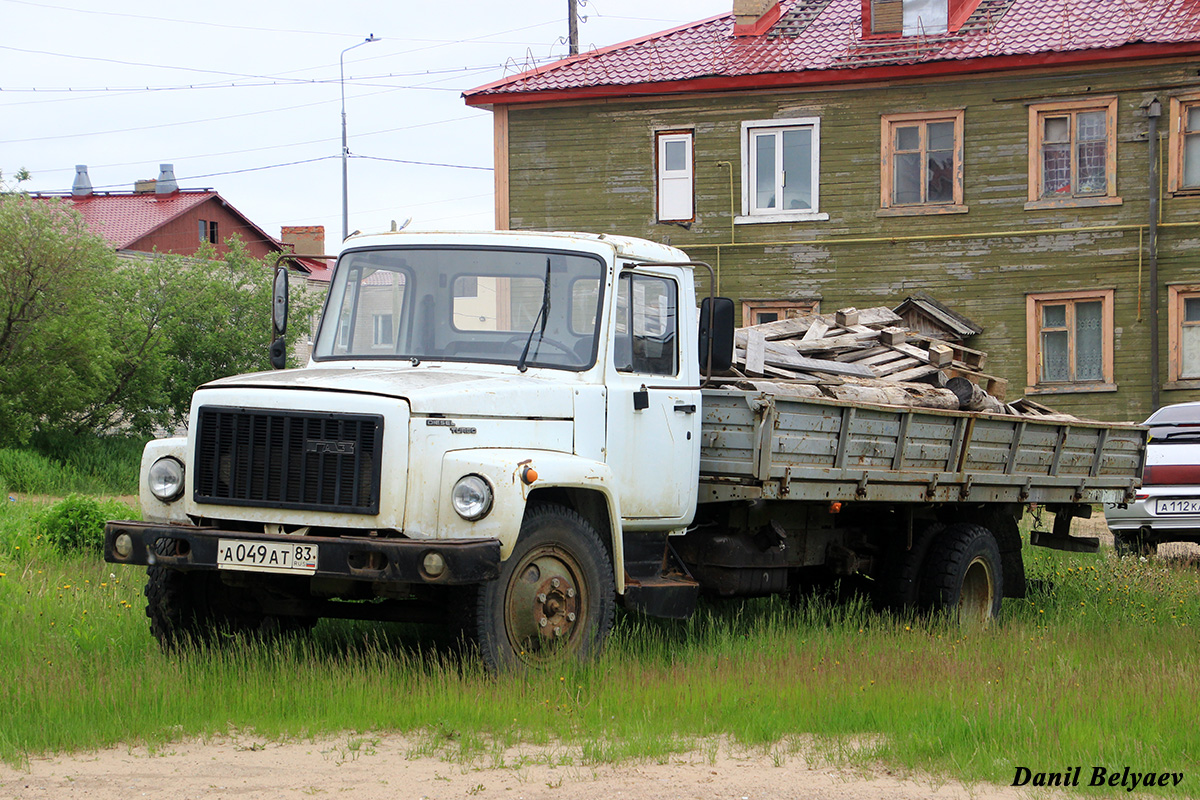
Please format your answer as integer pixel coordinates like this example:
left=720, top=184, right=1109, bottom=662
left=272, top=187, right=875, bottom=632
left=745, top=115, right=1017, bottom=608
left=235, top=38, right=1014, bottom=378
left=655, top=130, right=694, bottom=223
left=371, top=313, right=393, bottom=348
left=738, top=117, right=828, bottom=225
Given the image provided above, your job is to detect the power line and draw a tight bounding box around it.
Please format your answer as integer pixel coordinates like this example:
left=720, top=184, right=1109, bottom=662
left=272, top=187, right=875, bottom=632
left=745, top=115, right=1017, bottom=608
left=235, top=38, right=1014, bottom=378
left=22, top=114, right=488, bottom=177
left=352, top=155, right=493, bottom=171
left=78, top=156, right=340, bottom=190
left=0, top=84, right=410, bottom=144
left=1, top=0, right=368, bottom=38
left=0, top=62, right=519, bottom=97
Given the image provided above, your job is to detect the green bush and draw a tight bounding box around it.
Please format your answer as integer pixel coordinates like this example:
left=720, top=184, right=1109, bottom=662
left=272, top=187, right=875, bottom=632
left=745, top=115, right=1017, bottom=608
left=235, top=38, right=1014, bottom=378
left=35, top=494, right=131, bottom=555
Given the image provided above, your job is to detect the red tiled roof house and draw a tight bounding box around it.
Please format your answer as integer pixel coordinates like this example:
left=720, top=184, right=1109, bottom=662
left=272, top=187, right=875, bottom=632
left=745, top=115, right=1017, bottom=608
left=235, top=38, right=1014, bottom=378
left=36, top=164, right=330, bottom=282
left=466, top=0, right=1200, bottom=421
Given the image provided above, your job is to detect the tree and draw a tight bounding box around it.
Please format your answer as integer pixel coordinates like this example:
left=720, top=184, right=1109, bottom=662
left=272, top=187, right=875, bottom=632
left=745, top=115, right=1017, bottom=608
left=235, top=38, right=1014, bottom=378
left=0, top=186, right=320, bottom=445
left=0, top=193, right=115, bottom=444
left=78, top=241, right=319, bottom=435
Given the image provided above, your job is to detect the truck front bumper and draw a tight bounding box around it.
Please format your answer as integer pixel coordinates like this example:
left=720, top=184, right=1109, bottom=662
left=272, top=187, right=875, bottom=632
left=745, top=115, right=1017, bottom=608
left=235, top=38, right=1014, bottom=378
left=103, top=521, right=501, bottom=586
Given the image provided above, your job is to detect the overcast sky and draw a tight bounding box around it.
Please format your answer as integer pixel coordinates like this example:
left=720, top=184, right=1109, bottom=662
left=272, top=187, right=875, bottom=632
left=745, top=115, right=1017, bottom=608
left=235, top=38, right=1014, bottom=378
left=1, top=0, right=731, bottom=248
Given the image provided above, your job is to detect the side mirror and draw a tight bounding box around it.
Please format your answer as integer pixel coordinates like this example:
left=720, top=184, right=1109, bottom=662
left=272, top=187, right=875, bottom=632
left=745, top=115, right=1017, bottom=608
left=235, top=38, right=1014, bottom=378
left=270, top=266, right=289, bottom=370
left=272, top=266, right=289, bottom=337
left=698, top=296, right=735, bottom=374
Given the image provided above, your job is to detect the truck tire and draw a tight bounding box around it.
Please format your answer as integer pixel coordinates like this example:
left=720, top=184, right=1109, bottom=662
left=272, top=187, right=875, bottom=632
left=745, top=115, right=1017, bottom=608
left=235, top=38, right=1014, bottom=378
left=470, top=504, right=615, bottom=672
left=874, top=523, right=943, bottom=612
left=918, top=523, right=1003, bottom=627
left=145, top=539, right=268, bottom=648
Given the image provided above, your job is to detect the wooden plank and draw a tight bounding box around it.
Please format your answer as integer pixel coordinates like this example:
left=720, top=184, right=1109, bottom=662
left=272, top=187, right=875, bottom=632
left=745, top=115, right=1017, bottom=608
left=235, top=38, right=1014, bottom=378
left=736, top=307, right=904, bottom=342
left=859, top=350, right=913, bottom=368
left=837, top=345, right=890, bottom=363
left=910, top=334, right=987, bottom=370
left=761, top=348, right=877, bottom=378
left=789, top=330, right=881, bottom=353
left=763, top=364, right=821, bottom=381
left=871, top=356, right=921, bottom=376
left=745, top=329, right=767, bottom=376
left=884, top=364, right=941, bottom=382
left=802, top=319, right=829, bottom=341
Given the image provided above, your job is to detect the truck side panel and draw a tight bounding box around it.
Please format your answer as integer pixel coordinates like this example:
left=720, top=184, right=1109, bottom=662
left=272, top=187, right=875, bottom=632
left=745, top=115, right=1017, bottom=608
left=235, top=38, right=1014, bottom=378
left=698, top=389, right=1145, bottom=506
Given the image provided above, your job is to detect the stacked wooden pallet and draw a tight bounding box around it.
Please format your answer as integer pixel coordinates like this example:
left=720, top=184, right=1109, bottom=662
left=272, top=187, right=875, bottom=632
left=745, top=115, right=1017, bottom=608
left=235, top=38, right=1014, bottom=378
left=725, top=306, right=1071, bottom=418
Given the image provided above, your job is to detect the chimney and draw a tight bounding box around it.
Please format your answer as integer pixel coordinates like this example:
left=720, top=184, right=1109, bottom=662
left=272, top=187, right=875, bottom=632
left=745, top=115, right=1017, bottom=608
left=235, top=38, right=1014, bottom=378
left=281, top=225, right=326, bottom=256
left=134, top=178, right=157, bottom=194
left=733, top=0, right=780, bottom=35
left=71, top=165, right=92, bottom=197
left=155, top=164, right=179, bottom=195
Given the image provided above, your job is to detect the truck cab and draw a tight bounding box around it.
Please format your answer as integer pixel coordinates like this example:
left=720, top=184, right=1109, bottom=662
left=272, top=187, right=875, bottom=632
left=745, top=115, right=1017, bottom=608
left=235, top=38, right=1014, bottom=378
left=107, top=230, right=726, bottom=670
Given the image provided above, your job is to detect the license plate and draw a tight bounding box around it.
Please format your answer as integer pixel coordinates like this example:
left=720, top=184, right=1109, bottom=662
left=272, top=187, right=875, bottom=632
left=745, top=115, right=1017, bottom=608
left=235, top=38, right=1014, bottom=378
left=217, top=539, right=319, bottom=575
left=1154, top=498, right=1200, bottom=516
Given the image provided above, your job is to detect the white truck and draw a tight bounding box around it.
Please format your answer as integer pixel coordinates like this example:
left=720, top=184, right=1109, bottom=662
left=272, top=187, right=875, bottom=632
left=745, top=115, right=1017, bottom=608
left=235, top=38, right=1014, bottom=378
left=105, top=230, right=1145, bottom=670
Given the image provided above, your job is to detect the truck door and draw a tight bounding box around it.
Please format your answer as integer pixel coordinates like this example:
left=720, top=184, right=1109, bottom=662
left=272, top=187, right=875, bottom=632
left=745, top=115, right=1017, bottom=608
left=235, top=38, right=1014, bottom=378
left=605, top=269, right=701, bottom=524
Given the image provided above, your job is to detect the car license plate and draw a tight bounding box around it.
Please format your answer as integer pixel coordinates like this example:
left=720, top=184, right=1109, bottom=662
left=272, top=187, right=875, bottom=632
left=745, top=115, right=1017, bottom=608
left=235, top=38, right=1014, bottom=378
left=217, top=539, right=318, bottom=575
left=1154, top=498, right=1200, bottom=515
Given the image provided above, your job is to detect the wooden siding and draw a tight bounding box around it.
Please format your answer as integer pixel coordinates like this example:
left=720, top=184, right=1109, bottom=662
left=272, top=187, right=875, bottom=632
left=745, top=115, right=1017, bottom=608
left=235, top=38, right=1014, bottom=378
left=504, top=60, right=1200, bottom=422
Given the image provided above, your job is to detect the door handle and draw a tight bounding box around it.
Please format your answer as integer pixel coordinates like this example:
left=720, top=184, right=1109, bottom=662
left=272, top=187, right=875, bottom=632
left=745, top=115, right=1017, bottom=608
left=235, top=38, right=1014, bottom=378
left=674, top=403, right=696, bottom=414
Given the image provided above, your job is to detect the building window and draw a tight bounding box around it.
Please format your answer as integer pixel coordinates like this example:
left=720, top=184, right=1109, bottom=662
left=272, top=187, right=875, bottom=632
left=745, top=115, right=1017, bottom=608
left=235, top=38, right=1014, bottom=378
left=738, top=117, right=827, bottom=224
left=372, top=313, right=393, bottom=347
left=1025, top=290, right=1115, bottom=393
left=1026, top=98, right=1120, bottom=209
left=868, top=0, right=948, bottom=36
left=1168, top=284, right=1200, bottom=386
left=656, top=130, right=694, bottom=222
left=879, top=110, right=966, bottom=215
left=198, top=219, right=218, bottom=244
left=741, top=298, right=820, bottom=326
left=1168, top=94, right=1200, bottom=195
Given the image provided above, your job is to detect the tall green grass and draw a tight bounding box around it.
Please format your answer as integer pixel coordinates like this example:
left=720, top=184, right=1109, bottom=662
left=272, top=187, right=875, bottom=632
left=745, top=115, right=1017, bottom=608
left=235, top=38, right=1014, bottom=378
left=0, top=433, right=145, bottom=496
left=1, top=504, right=1197, bottom=795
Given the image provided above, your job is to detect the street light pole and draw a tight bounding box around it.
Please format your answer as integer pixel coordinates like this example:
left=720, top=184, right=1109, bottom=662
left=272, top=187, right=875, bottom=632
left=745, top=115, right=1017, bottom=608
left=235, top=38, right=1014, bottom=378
left=341, top=34, right=379, bottom=241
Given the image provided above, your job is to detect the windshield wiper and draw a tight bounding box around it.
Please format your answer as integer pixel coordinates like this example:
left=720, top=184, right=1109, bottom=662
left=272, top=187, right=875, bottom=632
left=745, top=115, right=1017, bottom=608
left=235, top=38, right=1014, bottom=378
left=517, top=257, right=552, bottom=373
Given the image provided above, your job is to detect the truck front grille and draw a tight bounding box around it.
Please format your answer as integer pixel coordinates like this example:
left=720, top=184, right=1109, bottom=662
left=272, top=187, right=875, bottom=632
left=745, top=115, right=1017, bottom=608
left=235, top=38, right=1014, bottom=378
left=194, top=407, right=383, bottom=514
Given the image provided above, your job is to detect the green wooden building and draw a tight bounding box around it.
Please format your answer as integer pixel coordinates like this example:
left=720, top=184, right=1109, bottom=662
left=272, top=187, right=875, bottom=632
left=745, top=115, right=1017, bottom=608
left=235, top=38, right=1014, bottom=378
left=466, top=0, right=1200, bottom=422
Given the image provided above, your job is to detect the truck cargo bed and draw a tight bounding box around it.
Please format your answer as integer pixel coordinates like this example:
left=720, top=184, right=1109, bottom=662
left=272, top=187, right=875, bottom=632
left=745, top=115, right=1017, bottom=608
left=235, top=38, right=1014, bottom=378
left=698, top=389, right=1145, bottom=506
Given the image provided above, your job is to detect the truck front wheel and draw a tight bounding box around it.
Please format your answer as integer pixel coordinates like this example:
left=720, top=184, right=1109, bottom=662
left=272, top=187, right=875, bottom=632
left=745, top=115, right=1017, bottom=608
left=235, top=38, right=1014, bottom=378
left=918, top=523, right=1003, bottom=627
left=145, top=539, right=277, bottom=648
left=471, top=504, right=615, bottom=671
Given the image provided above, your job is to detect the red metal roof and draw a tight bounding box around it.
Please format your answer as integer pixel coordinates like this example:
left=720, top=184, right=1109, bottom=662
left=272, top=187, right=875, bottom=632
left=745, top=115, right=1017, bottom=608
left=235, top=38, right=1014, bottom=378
left=465, top=0, right=1200, bottom=104
left=53, top=189, right=220, bottom=250
left=33, top=189, right=331, bottom=280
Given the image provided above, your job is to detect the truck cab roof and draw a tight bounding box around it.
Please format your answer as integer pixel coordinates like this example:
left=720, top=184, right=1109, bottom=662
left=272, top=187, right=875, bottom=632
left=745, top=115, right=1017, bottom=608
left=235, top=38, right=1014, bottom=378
left=338, top=229, right=692, bottom=267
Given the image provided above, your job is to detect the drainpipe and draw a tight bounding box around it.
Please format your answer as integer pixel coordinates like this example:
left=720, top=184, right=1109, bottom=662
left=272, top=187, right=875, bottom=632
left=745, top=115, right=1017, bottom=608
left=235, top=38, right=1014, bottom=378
left=1148, top=98, right=1162, bottom=413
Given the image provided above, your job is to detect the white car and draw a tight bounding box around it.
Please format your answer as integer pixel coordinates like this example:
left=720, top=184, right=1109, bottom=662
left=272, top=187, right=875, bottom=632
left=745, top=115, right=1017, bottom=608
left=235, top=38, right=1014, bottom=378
left=1106, top=402, right=1200, bottom=555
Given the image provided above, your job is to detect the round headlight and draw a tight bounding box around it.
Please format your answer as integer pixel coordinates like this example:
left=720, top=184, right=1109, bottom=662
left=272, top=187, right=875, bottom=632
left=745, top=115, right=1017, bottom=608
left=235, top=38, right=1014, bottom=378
left=148, top=457, right=185, bottom=502
left=451, top=475, right=493, bottom=521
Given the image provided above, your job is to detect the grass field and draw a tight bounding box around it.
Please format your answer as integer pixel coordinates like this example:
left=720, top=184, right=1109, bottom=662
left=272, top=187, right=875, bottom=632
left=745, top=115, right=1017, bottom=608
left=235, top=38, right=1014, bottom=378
left=2, top=495, right=1197, bottom=795
left=0, top=433, right=144, bottom=497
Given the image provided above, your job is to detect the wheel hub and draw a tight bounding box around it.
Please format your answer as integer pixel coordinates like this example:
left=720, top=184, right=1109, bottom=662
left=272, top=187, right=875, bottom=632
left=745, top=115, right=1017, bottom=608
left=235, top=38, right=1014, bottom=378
left=505, top=548, right=585, bottom=658
left=533, top=574, right=578, bottom=641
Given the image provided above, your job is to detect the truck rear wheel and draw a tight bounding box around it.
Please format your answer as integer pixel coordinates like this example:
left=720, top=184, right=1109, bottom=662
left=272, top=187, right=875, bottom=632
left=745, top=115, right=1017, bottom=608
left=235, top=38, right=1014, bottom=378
left=918, top=523, right=1003, bottom=627
left=874, top=523, right=943, bottom=612
left=471, top=504, right=615, bottom=672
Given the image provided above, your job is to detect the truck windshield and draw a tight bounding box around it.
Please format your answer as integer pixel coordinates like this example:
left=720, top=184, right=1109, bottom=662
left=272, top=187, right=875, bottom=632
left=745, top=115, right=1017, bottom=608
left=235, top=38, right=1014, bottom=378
left=313, top=246, right=606, bottom=370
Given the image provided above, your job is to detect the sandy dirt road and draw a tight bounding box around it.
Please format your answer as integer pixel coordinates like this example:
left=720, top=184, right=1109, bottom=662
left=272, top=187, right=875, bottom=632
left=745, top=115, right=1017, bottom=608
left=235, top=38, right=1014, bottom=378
left=0, top=734, right=1054, bottom=800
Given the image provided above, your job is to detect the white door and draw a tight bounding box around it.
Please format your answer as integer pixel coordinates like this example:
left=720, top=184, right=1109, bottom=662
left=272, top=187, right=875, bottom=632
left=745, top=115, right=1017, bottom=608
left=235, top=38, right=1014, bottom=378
left=604, top=270, right=700, bottom=524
